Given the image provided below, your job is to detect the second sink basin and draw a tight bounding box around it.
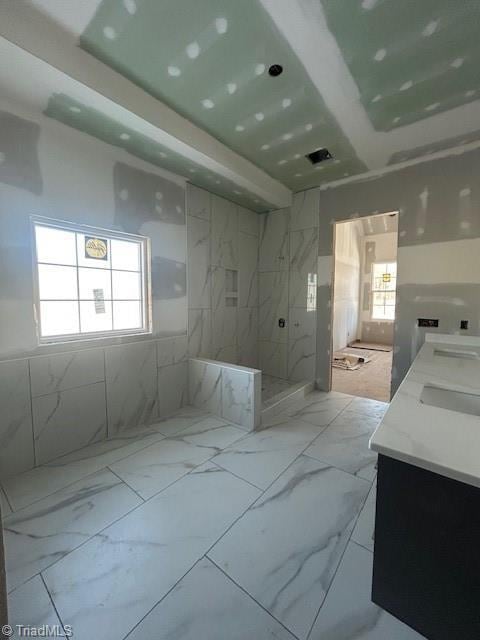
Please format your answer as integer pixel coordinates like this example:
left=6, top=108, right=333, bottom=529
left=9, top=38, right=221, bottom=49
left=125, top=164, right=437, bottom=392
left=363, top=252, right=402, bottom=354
left=420, top=384, right=480, bottom=417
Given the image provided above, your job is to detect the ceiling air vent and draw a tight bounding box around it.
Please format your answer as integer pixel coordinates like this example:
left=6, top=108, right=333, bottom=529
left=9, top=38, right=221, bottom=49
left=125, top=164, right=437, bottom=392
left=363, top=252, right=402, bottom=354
left=306, top=148, right=333, bottom=165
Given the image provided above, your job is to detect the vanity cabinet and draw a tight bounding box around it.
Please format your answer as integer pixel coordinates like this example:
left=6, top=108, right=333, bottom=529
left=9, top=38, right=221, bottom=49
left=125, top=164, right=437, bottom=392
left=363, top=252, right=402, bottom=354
left=372, top=454, right=480, bottom=640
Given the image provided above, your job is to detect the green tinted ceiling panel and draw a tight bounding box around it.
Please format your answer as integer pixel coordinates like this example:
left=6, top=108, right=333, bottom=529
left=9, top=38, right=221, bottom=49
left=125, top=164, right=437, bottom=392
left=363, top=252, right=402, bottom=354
left=79, top=0, right=366, bottom=190
left=44, top=93, right=273, bottom=212
left=321, top=0, right=480, bottom=131
left=388, top=129, right=480, bottom=165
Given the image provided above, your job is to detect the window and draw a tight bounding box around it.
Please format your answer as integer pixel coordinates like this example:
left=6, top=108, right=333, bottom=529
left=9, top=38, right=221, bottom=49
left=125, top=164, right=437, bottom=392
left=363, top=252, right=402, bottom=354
left=32, top=217, right=150, bottom=342
left=371, top=262, right=397, bottom=321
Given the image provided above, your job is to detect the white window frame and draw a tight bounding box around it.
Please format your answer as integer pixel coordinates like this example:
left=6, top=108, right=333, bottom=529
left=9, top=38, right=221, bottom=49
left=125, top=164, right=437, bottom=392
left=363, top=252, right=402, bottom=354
left=370, top=261, right=397, bottom=322
left=31, top=216, right=151, bottom=344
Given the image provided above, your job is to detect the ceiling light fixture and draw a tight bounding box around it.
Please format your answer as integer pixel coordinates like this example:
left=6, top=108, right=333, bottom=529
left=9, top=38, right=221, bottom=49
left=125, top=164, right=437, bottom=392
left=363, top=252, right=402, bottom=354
left=268, top=64, right=283, bottom=77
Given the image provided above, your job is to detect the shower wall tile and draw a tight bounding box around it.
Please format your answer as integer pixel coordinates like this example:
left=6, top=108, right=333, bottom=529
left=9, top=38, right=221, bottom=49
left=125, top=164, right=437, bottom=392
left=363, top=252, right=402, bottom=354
left=222, top=368, right=260, bottom=431
left=214, top=345, right=238, bottom=365
left=238, top=206, right=259, bottom=237
left=0, top=359, right=34, bottom=479
left=187, top=183, right=211, bottom=221
left=259, top=271, right=289, bottom=343
left=258, top=209, right=290, bottom=272
left=259, top=341, right=288, bottom=379
left=158, top=361, right=188, bottom=418
left=156, top=336, right=188, bottom=368
left=29, top=349, right=105, bottom=398
left=187, top=215, right=211, bottom=309
left=289, top=228, right=318, bottom=308
left=211, top=266, right=226, bottom=314
left=188, top=359, right=222, bottom=415
left=238, top=307, right=258, bottom=368
left=105, top=342, right=158, bottom=435
left=288, top=308, right=317, bottom=382
left=32, top=382, right=107, bottom=465
left=188, top=309, right=212, bottom=358
left=290, top=189, right=320, bottom=231
left=213, top=307, right=238, bottom=355
left=238, top=232, right=258, bottom=308
left=211, top=195, right=238, bottom=269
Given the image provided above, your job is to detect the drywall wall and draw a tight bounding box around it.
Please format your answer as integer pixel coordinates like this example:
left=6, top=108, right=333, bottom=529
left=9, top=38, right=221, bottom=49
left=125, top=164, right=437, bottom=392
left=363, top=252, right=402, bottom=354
left=316, top=146, right=480, bottom=396
left=358, top=228, right=398, bottom=345
left=0, top=96, right=260, bottom=480
left=332, top=219, right=362, bottom=351
left=0, top=97, right=187, bottom=358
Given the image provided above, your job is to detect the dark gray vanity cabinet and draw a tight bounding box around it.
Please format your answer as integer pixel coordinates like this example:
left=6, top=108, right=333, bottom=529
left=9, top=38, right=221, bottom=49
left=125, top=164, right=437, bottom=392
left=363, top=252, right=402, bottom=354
left=372, top=454, right=480, bottom=640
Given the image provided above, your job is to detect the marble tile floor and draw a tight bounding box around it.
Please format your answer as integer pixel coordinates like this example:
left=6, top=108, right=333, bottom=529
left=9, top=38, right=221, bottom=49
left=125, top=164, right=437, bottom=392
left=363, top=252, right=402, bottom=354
left=262, top=374, right=295, bottom=403
left=2, top=393, right=423, bottom=640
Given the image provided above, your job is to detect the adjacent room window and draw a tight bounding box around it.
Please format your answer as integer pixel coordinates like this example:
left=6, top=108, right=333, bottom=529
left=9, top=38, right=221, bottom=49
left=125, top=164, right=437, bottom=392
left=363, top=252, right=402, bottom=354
left=32, top=217, right=150, bottom=342
left=371, top=262, right=397, bottom=321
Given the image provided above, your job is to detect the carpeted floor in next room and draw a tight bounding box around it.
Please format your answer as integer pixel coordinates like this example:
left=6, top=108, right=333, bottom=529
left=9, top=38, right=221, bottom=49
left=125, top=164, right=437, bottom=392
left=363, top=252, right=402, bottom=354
left=332, top=346, right=393, bottom=402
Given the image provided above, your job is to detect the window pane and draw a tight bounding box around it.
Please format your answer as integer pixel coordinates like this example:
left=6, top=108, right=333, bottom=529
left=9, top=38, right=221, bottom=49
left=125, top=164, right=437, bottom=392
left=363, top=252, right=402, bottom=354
left=111, top=239, right=141, bottom=271
left=112, top=270, right=141, bottom=300
left=35, top=226, right=76, bottom=266
left=113, top=301, right=142, bottom=330
left=80, top=300, right=113, bottom=333
left=38, top=264, right=78, bottom=300
left=78, top=268, right=112, bottom=300
left=373, top=291, right=386, bottom=306
left=76, top=233, right=110, bottom=269
left=40, top=301, right=79, bottom=336
left=372, top=305, right=387, bottom=321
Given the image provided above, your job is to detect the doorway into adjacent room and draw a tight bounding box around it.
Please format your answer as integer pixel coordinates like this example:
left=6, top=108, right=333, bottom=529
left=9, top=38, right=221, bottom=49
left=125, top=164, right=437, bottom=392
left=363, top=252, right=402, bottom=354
left=331, top=212, right=399, bottom=402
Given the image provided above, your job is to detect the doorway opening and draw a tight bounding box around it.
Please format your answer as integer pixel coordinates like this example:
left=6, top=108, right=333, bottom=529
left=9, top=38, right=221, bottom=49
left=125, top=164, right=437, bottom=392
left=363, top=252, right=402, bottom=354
left=330, top=212, right=399, bottom=402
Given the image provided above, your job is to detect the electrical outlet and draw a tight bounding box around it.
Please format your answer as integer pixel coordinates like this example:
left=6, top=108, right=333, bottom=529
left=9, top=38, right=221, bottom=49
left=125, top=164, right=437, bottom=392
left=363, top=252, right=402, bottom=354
left=418, top=318, right=439, bottom=328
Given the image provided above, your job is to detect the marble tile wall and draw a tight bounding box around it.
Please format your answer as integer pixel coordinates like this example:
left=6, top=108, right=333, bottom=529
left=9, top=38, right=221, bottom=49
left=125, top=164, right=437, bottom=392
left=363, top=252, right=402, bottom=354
left=186, top=184, right=259, bottom=368
left=188, top=358, right=260, bottom=431
left=287, top=190, right=319, bottom=383
left=0, top=359, right=34, bottom=480
left=258, top=191, right=319, bottom=383
left=0, top=336, right=189, bottom=481
left=258, top=208, right=290, bottom=378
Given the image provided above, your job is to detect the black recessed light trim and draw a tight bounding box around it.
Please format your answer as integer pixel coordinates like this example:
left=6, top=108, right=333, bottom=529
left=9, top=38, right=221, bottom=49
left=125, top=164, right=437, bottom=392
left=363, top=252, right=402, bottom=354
left=268, top=64, right=283, bottom=77
left=306, top=148, right=333, bottom=165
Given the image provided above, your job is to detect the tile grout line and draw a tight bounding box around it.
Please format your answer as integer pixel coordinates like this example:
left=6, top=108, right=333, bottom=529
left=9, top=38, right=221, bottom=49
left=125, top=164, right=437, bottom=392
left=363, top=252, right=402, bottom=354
left=27, top=358, right=37, bottom=468
left=107, top=466, right=146, bottom=504
left=120, top=557, right=207, bottom=640
left=3, top=411, right=211, bottom=513
left=0, top=486, right=14, bottom=515
left=209, top=461, right=264, bottom=492
left=9, top=413, right=326, bottom=597
left=207, top=556, right=302, bottom=640
left=302, top=451, right=375, bottom=485
left=202, top=404, right=375, bottom=639
left=40, top=572, right=68, bottom=637
left=9, top=398, right=379, bottom=628
left=31, top=378, right=106, bottom=400
left=304, top=470, right=374, bottom=640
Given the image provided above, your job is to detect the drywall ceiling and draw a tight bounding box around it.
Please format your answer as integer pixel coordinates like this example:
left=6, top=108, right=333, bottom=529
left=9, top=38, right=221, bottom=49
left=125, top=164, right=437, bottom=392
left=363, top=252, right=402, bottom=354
left=2, top=0, right=480, bottom=202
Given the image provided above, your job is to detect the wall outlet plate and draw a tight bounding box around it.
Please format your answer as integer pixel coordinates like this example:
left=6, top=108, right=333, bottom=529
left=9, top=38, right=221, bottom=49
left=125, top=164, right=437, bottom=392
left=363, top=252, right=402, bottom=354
left=418, top=318, right=439, bottom=328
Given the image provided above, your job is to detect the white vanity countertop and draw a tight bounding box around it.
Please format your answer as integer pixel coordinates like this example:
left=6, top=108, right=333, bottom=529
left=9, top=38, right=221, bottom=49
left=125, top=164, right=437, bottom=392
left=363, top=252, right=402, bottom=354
left=369, top=333, right=480, bottom=488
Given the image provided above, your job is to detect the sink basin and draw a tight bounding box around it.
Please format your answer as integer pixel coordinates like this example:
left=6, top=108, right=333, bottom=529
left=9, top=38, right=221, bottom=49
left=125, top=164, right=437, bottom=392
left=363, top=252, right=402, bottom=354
left=433, top=348, right=480, bottom=360
left=420, top=384, right=480, bottom=416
